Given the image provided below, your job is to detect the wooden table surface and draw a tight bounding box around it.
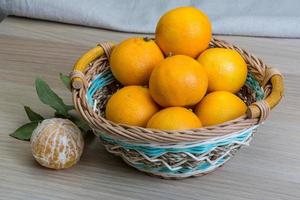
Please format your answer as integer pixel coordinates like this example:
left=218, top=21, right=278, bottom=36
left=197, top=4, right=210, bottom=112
left=0, top=17, right=299, bottom=200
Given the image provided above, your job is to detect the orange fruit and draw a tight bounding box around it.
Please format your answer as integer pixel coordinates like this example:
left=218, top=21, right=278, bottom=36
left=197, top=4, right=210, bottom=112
left=105, top=86, right=159, bottom=127
left=110, top=37, right=164, bottom=85
left=147, top=107, right=202, bottom=130
left=194, top=91, right=247, bottom=126
left=31, top=118, right=84, bottom=169
left=155, top=6, right=212, bottom=58
left=197, top=48, right=247, bottom=93
left=149, top=55, right=208, bottom=107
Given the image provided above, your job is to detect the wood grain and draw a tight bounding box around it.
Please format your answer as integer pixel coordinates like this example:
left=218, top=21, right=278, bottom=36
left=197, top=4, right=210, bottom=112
left=0, top=17, right=299, bottom=200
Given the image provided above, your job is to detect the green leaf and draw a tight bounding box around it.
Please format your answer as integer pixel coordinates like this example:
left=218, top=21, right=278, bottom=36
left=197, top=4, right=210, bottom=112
left=10, top=121, right=40, bottom=141
left=66, top=104, right=74, bottom=111
left=54, top=111, right=67, bottom=118
left=69, top=115, right=91, bottom=133
left=59, top=73, right=71, bottom=91
left=35, top=78, right=68, bottom=117
left=53, top=112, right=89, bottom=132
left=24, top=106, right=44, bottom=121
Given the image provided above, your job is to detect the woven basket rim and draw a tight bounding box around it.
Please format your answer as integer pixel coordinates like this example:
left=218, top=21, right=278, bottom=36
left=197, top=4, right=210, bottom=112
left=71, top=37, right=283, bottom=144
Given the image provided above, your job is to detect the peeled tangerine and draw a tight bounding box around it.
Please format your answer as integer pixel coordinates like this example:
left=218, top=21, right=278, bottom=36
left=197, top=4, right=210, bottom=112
left=31, top=118, right=84, bottom=169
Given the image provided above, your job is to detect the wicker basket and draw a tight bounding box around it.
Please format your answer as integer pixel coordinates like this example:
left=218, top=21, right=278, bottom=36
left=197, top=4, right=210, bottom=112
left=70, top=38, right=284, bottom=179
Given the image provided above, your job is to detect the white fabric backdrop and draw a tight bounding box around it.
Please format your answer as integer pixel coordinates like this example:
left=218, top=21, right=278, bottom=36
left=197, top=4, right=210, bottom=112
left=1, top=0, right=299, bottom=38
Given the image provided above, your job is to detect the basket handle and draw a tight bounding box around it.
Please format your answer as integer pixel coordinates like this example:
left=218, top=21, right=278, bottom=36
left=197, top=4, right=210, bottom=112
left=246, top=67, right=284, bottom=120
left=71, top=42, right=114, bottom=89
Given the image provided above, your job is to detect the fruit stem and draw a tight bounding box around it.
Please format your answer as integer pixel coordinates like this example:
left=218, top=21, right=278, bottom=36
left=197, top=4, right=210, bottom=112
left=143, top=37, right=153, bottom=42
left=166, top=52, right=174, bottom=57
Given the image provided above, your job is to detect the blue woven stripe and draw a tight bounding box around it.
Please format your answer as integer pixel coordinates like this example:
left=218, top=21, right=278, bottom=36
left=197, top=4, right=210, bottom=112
left=99, top=126, right=256, bottom=157
left=86, top=70, right=115, bottom=106
left=132, top=157, right=226, bottom=174
left=99, top=127, right=256, bottom=174
left=245, top=73, right=264, bottom=100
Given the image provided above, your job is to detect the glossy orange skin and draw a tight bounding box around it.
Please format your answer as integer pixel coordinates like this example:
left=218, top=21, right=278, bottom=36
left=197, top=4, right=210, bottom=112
left=155, top=6, right=212, bottom=58
left=147, top=107, right=202, bottom=131
left=149, top=55, right=208, bottom=107
left=105, top=86, right=159, bottom=127
left=197, top=48, right=248, bottom=93
left=110, top=38, right=164, bottom=85
left=194, top=91, right=247, bottom=126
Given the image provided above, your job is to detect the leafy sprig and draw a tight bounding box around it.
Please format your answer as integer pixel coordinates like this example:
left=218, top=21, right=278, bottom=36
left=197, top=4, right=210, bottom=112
left=10, top=74, right=92, bottom=141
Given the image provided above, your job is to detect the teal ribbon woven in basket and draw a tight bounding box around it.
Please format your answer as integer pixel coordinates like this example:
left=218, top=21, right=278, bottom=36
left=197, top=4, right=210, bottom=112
left=131, top=157, right=226, bottom=174
left=99, top=126, right=257, bottom=174
left=245, top=73, right=264, bottom=100
left=99, top=126, right=256, bottom=157
left=86, top=69, right=115, bottom=106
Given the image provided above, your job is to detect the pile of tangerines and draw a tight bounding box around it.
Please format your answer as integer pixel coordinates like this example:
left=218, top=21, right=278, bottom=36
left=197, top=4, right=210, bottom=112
left=105, top=6, right=248, bottom=131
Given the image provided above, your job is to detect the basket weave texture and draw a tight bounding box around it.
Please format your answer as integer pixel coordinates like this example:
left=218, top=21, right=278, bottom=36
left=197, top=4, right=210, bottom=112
left=71, top=38, right=283, bottom=179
